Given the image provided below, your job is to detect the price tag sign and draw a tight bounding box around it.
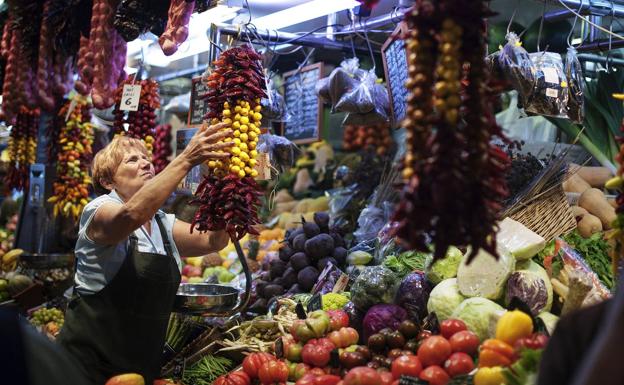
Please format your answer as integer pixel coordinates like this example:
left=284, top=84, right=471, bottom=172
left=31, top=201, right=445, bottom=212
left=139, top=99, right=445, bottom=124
left=254, top=152, right=272, bottom=180
left=332, top=273, right=350, bottom=293
left=307, top=293, right=323, bottom=312
left=120, top=84, right=142, bottom=111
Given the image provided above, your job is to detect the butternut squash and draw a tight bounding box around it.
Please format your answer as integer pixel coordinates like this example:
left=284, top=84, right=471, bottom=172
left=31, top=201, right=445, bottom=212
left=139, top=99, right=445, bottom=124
left=577, top=213, right=603, bottom=238
left=578, top=188, right=616, bottom=229
left=569, top=163, right=613, bottom=188
left=569, top=205, right=588, bottom=220
left=562, top=173, right=591, bottom=194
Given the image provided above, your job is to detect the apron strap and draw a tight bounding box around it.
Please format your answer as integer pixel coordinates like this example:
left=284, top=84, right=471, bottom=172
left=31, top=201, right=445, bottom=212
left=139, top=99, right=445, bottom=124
left=155, top=214, right=174, bottom=258
left=128, top=214, right=174, bottom=258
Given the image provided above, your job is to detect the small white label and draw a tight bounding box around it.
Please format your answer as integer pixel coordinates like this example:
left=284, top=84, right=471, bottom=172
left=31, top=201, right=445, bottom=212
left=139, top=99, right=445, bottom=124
left=543, top=67, right=559, bottom=84
left=120, top=84, right=142, bottom=111
left=546, top=88, right=558, bottom=98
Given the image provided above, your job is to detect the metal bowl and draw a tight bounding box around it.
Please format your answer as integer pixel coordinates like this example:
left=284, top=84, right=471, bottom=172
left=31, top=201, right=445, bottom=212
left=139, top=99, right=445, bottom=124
left=173, top=283, right=240, bottom=314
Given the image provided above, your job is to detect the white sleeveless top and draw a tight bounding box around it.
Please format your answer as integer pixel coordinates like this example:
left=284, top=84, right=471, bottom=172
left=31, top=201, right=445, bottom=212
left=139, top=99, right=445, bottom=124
left=73, top=190, right=183, bottom=295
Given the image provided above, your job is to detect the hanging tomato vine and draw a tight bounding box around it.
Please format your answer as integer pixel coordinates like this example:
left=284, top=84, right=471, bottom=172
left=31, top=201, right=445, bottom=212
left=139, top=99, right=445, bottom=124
left=112, top=78, right=160, bottom=154
left=48, top=96, right=94, bottom=219
left=5, top=107, right=39, bottom=193
left=392, top=0, right=510, bottom=262
left=191, top=45, right=266, bottom=240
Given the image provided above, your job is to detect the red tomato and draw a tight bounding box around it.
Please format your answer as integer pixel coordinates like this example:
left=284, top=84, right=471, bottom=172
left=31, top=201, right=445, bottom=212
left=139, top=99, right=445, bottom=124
left=514, top=333, right=549, bottom=351
left=258, top=360, right=289, bottom=385
left=302, top=338, right=336, bottom=367
left=449, top=331, right=480, bottom=355
left=328, top=327, right=359, bottom=348
left=443, top=352, right=474, bottom=377
left=327, top=310, right=350, bottom=332
left=343, top=366, right=382, bottom=385
left=391, top=355, right=423, bottom=379
left=379, top=371, right=394, bottom=385
left=242, top=352, right=276, bottom=379
left=391, top=381, right=399, bottom=385
left=440, top=319, right=467, bottom=340
left=296, top=374, right=342, bottom=385
left=417, top=336, right=452, bottom=367
left=310, top=368, right=327, bottom=376
left=419, top=366, right=450, bottom=385
left=213, top=372, right=251, bottom=385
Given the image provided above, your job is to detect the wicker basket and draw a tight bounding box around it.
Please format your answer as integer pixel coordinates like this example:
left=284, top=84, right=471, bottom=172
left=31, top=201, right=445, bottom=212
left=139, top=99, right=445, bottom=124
left=508, top=185, right=577, bottom=243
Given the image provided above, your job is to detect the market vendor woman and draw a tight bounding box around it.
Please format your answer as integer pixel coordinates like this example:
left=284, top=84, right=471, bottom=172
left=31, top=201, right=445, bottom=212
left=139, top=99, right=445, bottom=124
left=58, top=122, right=233, bottom=385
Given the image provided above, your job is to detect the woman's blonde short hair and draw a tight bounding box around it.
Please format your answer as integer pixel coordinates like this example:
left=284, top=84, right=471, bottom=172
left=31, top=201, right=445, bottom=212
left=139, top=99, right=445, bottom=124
left=92, top=135, right=149, bottom=195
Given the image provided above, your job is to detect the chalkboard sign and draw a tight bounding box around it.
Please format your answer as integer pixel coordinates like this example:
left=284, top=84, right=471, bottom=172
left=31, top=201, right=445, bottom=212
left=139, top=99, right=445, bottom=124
left=187, top=76, right=210, bottom=126
left=281, top=62, right=323, bottom=144
left=382, top=23, right=409, bottom=128
left=176, top=127, right=204, bottom=194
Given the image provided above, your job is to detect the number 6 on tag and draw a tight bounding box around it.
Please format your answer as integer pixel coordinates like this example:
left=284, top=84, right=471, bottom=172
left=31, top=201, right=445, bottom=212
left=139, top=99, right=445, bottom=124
left=120, top=84, right=142, bottom=111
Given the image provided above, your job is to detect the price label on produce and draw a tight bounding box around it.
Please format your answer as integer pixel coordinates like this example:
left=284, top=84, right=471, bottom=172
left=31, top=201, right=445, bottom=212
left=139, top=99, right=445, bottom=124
left=120, top=84, right=142, bottom=111
left=254, top=152, right=272, bottom=180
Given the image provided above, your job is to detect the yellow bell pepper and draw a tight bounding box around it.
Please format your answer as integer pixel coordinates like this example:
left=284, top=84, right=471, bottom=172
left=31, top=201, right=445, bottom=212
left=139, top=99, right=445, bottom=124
left=474, top=367, right=506, bottom=385
left=495, top=310, right=533, bottom=345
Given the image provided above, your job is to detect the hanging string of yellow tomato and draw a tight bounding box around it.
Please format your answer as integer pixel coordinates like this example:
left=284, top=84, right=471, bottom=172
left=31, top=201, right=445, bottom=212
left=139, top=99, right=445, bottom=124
left=47, top=96, right=94, bottom=219
left=191, top=45, right=267, bottom=240
left=5, top=106, right=39, bottom=192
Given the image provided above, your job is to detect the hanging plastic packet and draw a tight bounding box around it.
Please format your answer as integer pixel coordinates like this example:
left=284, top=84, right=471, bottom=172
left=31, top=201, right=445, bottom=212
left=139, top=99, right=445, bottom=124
left=525, top=51, right=569, bottom=118
left=498, top=32, right=535, bottom=107
left=335, top=69, right=377, bottom=114
left=257, top=133, right=301, bottom=172
left=261, top=78, right=292, bottom=122
left=342, top=82, right=391, bottom=126
left=565, top=47, right=585, bottom=123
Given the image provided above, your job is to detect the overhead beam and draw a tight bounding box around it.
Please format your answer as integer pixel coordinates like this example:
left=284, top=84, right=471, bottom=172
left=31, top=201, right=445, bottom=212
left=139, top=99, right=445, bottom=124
left=216, top=24, right=378, bottom=54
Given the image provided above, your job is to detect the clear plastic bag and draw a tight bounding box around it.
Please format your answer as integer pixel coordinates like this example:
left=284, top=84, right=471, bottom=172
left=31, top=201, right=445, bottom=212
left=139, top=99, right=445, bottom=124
left=565, top=47, right=585, bottom=123
left=327, top=184, right=358, bottom=230
left=525, top=51, right=569, bottom=118
left=335, top=69, right=377, bottom=114
left=350, top=266, right=399, bottom=311
left=257, top=134, right=301, bottom=171
left=353, top=201, right=394, bottom=244
left=498, top=32, right=535, bottom=107
left=261, top=79, right=292, bottom=122
left=342, top=83, right=390, bottom=126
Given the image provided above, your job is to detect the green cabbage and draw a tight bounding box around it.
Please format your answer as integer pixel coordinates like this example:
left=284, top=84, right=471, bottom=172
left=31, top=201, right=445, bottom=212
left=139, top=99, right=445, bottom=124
left=425, top=246, right=463, bottom=284
left=537, top=311, right=559, bottom=335
left=451, top=297, right=506, bottom=341
left=457, top=246, right=515, bottom=300
left=427, top=278, right=466, bottom=321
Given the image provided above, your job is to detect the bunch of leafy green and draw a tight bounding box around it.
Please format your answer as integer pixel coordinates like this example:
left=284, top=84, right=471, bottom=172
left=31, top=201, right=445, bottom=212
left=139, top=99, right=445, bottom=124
left=503, top=348, right=543, bottom=385
left=562, top=231, right=614, bottom=289
left=383, top=251, right=429, bottom=278
left=533, top=231, right=614, bottom=289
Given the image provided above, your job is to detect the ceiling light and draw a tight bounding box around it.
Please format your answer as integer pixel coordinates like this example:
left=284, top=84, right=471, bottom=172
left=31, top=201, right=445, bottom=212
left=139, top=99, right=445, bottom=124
left=144, top=5, right=240, bottom=67
left=251, top=0, right=360, bottom=31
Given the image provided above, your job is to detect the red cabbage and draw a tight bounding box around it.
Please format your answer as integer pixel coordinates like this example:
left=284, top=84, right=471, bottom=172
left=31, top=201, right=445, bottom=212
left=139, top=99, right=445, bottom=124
left=363, top=304, right=408, bottom=339
left=394, top=271, right=432, bottom=320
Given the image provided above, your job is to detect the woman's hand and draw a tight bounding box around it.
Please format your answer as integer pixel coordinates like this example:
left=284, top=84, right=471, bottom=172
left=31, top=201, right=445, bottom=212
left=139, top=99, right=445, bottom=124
left=181, top=122, right=233, bottom=166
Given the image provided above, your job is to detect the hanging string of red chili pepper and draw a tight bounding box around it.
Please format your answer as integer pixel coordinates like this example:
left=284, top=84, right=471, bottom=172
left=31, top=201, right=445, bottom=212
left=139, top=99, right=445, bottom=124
left=392, top=0, right=510, bottom=262
left=48, top=96, right=94, bottom=219
left=112, top=78, right=160, bottom=154
left=191, top=44, right=267, bottom=240
left=5, top=107, right=39, bottom=193
left=152, top=123, right=172, bottom=174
